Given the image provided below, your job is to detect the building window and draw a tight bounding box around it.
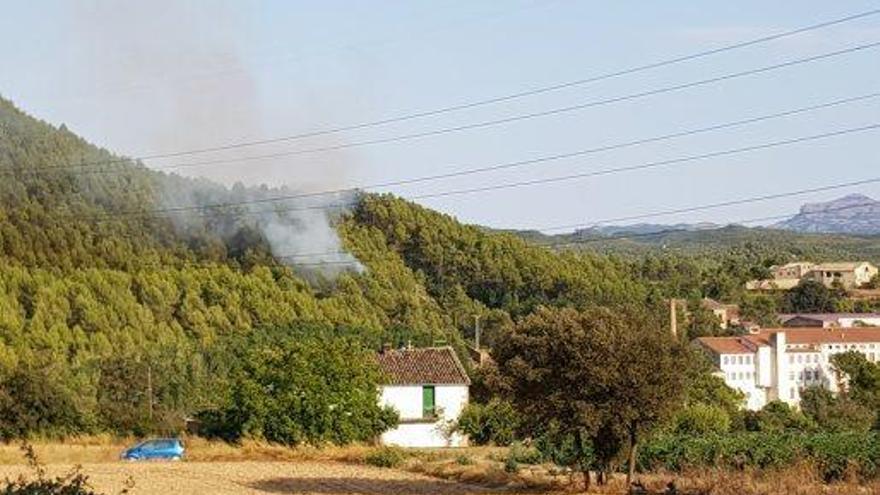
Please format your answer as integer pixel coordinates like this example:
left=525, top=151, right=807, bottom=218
left=738, top=356, right=743, bottom=365
left=723, top=356, right=729, bottom=365
left=789, top=372, right=795, bottom=381
left=422, top=385, right=436, bottom=418
left=789, top=355, right=795, bottom=364
left=790, top=389, right=796, bottom=399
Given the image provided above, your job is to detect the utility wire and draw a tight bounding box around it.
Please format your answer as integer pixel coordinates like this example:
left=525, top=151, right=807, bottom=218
left=542, top=199, right=880, bottom=250
left=82, top=122, right=880, bottom=220
left=270, top=177, right=880, bottom=261
left=21, top=90, right=880, bottom=221
left=14, top=9, right=880, bottom=173
left=155, top=44, right=880, bottom=173
left=110, top=184, right=880, bottom=268
left=278, top=196, right=880, bottom=266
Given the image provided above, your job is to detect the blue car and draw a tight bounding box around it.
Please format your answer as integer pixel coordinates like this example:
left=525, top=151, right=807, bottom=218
left=121, top=438, right=185, bottom=461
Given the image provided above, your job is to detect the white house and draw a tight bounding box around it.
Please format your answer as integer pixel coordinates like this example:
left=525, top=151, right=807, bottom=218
left=696, top=327, right=880, bottom=410
left=376, top=346, right=470, bottom=448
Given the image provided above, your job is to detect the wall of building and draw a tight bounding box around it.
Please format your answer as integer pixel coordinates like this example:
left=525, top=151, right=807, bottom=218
left=839, top=317, right=880, bottom=327
left=715, top=338, right=880, bottom=410
left=718, top=353, right=765, bottom=410
left=379, top=384, right=468, bottom=448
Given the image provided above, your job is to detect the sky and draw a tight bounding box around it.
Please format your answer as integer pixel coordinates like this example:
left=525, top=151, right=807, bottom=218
left=1, top=0, right=879, bottom=233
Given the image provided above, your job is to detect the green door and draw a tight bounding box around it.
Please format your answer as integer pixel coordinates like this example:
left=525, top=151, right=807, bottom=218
left=422, top=385, right=436, bottom=418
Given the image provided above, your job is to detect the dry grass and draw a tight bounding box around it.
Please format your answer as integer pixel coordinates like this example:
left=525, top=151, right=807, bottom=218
left=1, top=439, right=878, bottom=494
left=0, top=461, right=520, bottom=495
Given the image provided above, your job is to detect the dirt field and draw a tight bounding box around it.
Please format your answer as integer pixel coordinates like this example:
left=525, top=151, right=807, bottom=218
left=0, top=460, right=511, bottom=495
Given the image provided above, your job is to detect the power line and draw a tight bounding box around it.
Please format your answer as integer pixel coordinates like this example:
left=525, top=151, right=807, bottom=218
left=61, top=0, right=562, bottom=103
left=404, top=123, right=880, bottom=201
left=542, top=199, right=880, bottom=250
left=12, top=71, right=880, bottom=184
left=540, top=178, right=880, bottom=233
left=276, top=191, right=880, bottom=266
left=83, top=122, right=880, bottom=220
left=94, top=180, right=880, bottom=268
left=270, top=177, right=880, bottom=261
left=15, top=9, right=880, bottom=174
left=83, top=8, right=880, bottom=160
left=152, top=41, right=880, bottom=173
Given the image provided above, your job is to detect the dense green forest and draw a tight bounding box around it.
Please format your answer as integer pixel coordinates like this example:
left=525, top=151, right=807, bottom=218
left=0, top=96, right=658, bottom=437
left=2, top=94, right=880, bottom=443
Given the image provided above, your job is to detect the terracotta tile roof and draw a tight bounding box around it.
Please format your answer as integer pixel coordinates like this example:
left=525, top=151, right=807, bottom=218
left=697, top=327, right=880, bottom=354
left=695, top=337, right=755, bottom=354
left=376, top=346, right=471, bottom=386
left=762, top=327, right=880, bottom=345
left=780, top=313, right=880, bottom=323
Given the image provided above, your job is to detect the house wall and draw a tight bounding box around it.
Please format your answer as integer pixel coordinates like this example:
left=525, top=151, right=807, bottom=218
left=804, top=265, right=877, bottom=289
left=857, top=264, right=878, bottom=287
left=379, top=384, right=468, bottom=448
left=839, top=317, right=880, bottom=327
left=712, top=335, right=880, bottom=410
left=718, top=353, right=765, bottom=410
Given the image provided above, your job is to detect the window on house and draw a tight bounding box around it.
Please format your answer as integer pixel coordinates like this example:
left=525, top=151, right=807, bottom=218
left=789, top=355, right=795, bottom=364
left=723, top=356, right=728, bottom=365
left=790, top=389, right=796, bottom=399
left=422, top=385, right=436, bottom=418
left=789, top=372, right=795, bottom=381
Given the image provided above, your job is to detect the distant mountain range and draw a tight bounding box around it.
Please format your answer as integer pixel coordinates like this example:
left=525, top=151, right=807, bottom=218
left=574, top=222, right=721, bottom=237
left=556, top=194, right=880, bottom=239
left=774, top=194, right=880, bottom=235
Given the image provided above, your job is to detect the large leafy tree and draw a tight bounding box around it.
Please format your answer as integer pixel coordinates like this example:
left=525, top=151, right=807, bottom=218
left=492, top=306, right=690, bottom=489
left=783, top=280, right=843, bottom=313
left=831, top=351, right=880, bottom=425
left=799, top=386, right=874, bottom=432
left=201, top=327, right=398, bottom=446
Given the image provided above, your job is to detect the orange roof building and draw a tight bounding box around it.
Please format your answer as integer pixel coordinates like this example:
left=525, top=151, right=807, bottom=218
left=695, top=327, right=880, bottom=410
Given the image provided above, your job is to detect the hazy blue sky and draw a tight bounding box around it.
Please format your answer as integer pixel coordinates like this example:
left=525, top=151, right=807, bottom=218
left=2, top=1, right=879, bottom=232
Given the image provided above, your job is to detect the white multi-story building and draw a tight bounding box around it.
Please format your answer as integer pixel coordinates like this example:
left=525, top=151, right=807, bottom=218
left=696, top=327, right=880, bottom=410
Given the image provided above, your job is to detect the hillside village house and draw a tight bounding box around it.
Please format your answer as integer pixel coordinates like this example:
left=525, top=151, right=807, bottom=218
left=746, top=261, right=878, bottom=291
left=781, top=313, right=880, bottom=328
left=376, top=346, right=470, bottom=448
left=672, top=298, right=741, bottom=330
left=803, top=262, right=878, bottom=289
left=696, top=327, right=880, bottom=410
left=701, top=298, right=740, bottom=330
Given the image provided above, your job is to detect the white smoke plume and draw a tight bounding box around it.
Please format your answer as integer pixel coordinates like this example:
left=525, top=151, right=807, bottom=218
left=65, top=1, right=365, bottom=277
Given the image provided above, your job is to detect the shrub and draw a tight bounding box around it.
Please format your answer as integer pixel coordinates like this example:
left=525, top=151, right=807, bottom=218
left=504, top=456, right=519, bottom=474
left=0, top=444, right=133, bottom=495
left=454, top=400, right=520, bottom=446
left=638, top=432, right=880, bottom=480
left=364, top=446, right=406, bottom=469
left=508, top=442, right=543, bottom=465
left=672, top=404, right=731, bottom=435
left=455, top=454, right=473, bottom=466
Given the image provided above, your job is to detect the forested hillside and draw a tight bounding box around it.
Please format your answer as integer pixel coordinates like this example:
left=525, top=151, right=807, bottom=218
left=0, top=97, right=659, bottom=436
left=2, top=94, right=879, bottom=440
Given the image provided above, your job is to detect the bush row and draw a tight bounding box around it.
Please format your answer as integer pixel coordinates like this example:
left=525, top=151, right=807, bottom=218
left=639, top=432, right=880, bottom=481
